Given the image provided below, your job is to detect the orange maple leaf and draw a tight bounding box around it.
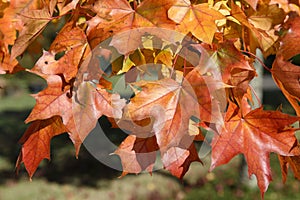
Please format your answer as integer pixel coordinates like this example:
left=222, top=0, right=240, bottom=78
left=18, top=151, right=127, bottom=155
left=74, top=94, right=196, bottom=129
left=272, top=15, right=300, bottom=115
left=278, top=154, right=300, bottom=183
left=11, top=3, right=54, bottom=59
left=17, top=116, right=67, bottom=178
left=168, top=0, right=225, bottom=44
left=115, top=135, right=159, bottom=177
left=25, top=73, right=125, bottom=155
left=210, top=103, right=300, bottom=197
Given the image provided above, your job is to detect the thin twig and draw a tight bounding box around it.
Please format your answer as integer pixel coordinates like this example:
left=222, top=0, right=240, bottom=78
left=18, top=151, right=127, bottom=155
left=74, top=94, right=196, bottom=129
left=170, top=54, right=179, bottom=78
left=249, top=84, right=262, bottom=107
left=240, top=50, right=271, bottom=73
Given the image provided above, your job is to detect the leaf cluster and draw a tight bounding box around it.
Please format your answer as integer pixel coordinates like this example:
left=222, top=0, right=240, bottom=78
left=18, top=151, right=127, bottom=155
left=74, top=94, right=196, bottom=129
left=1, top=0, right=300, bottom=198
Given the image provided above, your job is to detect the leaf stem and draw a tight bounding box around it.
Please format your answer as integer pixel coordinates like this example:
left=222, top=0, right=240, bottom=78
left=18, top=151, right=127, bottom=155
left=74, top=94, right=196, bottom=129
left=240, top=50, right=271, bottom=73
left=249, top=84, right=262, bottom=107
left=171, top=54, right=179, bottom=78
left=17, top=11, right=71, bottom=21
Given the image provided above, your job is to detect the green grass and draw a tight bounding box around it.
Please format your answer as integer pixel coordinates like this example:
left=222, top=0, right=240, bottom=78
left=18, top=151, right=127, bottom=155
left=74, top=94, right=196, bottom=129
left=0, top=173, right=183, bottom=200
left=0, top=93, right=35, bottom=112
left=0, top=156, right=12, bottom=171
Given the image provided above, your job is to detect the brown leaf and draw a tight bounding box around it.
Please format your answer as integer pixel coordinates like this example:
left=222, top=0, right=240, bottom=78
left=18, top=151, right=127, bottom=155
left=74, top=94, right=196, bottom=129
left=92, top=0, right=175, bottom=29
left=18, top=116, right=67, bottom=178
left=11, top=6, right=52, bottom=59
left=244, top=0, right=258, bottom=10
left=25, top=74, right=73, bottom=123
left=31, top=44, right=88, bottom=82
left=0, top=3, right=22, bottom=50
left=248, top=4, right=285, bottom=30
left=127, top=77, right=209, bottom=151
left=49, top=22, right=88, bottom=53
left=278, top=153, right=300, bottom=183
left=271, top=55, right=300, bottom=115
left=115, top=135, right=159, bottom=176
left=230, top=2, right=283, bottom=54
left=211, top=103, right=300, bottom=197
left=57, top=0, right=79, bottom=15
left=277, top=15, right=300, bottom=61
left=25, top=72, right=125, bottom=155
left=194, top=41, right=256, bottom=102
left=0, top=52, right=24, bottom=74
left=88, top=0, right=176, bottom=54
left=163, top=143, right=201, bottom=179
left=31, top=22, right=90, bottom=82
left=271, top=15, right=300, bottom=115
left=71, top=80, right=126, bottom=152
left=117, top=100, right=202, bottom=178
left=126, top=71, right=220, bottom=175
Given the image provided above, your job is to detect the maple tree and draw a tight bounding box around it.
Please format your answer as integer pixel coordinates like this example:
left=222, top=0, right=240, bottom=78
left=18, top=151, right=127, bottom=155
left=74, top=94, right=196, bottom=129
left=1, top=0, right=300, bottom=198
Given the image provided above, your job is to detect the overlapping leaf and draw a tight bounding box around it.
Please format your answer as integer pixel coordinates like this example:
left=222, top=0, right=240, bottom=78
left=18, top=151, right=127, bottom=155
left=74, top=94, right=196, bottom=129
left=72, top=80, right=126, bottom=153
left=271, top=15, right=300, bottom=115
left=88, top=0, right=176, bottom=54
left=278, top=154, right=300, bottom=183
left=11, top=2, right=54, bottom=59
left=0, top=0, right=24, bottom=73
left=194, top=41, right=256, bottom=102
left=124, top=66, right=223, bottom=176
left=168, top=0, right=225, bottom=44
left=230, top=2, right=284, bottom=55
left=92, top=0, right=175, bottom=29
left=115, top=135, right=159, bottom=177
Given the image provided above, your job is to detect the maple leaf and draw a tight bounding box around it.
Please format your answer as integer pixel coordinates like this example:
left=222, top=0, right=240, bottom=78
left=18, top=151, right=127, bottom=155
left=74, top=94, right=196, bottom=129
left=193, top=41, right=256, bottom=102
left=0, top=0, right=26, bottom=74
left=88, top=0, right=176, bottom=55
left=114, top=135, right=159, bottom=177
left=276, top=14, right=300, bottom=61
left=71, top=80, right=126, bottom=152
left=116, top=110, right=202, bottom=178
left=126, top=78, right=197, bottom=150
left=229, top=2, right=284, bottom=55
left=210, top=103, right=300, bottom=197
left=25, top=67, right=126, bottom=153
left=57, top=0, right=80, bottom=15
left=278, top=154, right=300, bottom=183
left=17, top=116, right=67, bottom=178
left=0, top=2, right=22, bottom=50
left=271, top=55, right=300, bottom=115
left=127, top=76, right=211, bottom=150
left=92, top=0, right=175, bottom=29
left=271, top=15, right=300, bottom=115
left=0, top=52, right=24, bottom=74
left=248, top=4, right=285, bottom=31
left=25, top=74, right=73, bottom=123
left=125, top=67, right=223, bottom=176
left=31, top=46, right=87, bottom=82
left=162, top=142, right=201, bottom=179
left=168, top=0, right=225, bottom=44
left=29, top=22, right=90, bottom=81
left=49, top=22, right=88, bottom=53
left=11, top=3, right=54, bottom=59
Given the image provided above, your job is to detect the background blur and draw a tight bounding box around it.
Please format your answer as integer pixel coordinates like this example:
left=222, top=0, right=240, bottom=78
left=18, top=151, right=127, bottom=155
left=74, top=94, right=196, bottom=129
left=0, top=21, right=299, bottom=200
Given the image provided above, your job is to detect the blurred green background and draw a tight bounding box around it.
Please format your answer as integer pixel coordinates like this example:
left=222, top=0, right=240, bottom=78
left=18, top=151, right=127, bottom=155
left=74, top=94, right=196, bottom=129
left=0, top=20, right=300, bottom=200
